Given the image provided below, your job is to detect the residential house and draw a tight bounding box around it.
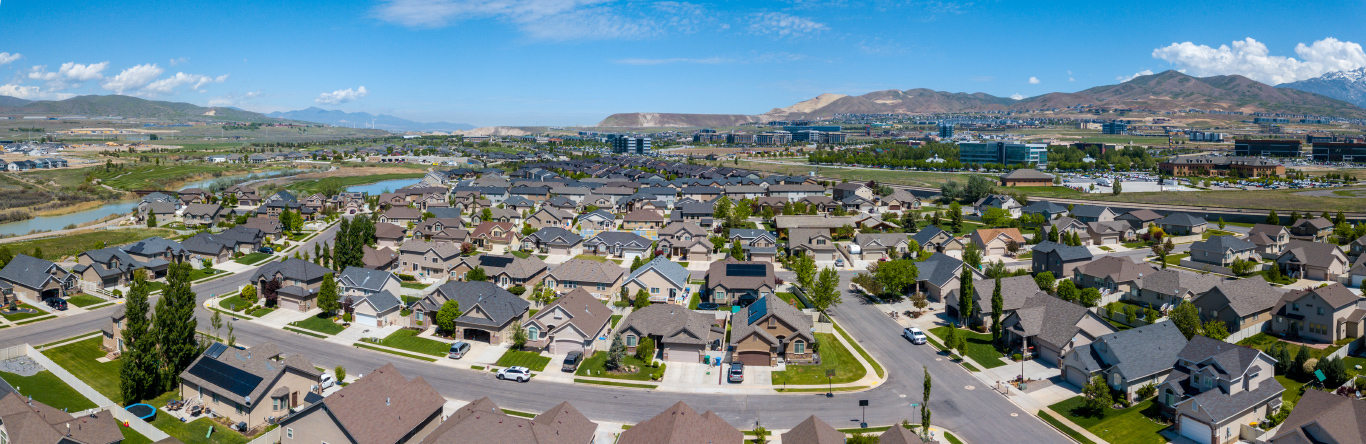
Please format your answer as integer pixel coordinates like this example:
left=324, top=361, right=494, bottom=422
left=1290, top=217, right=1334, bottom=242
left=788, top=228, right=838, bottom=262
left=0, top=254, right=75, bottom=302
left=1021, top=201, right=1069, bottom=220
left=1156, top=336, right=1284, bottom=444
left=1269, top=283, right=1365, bottom=343
left=1244, top=224, right=1291, bottom=258
left=973, top=194, right=1022, bottom=218
left=1116, top=209, right=1164, bottom=231
left=773, top=215, right=858, bottom=236
left=671, top=201, right=715, bottom=227
left=242, top=217, right=285, bottom=241
left=546, top=258, right=624, bottom=299
left=1073, top=256, right=1159, bottom=296
left=180, top=343, right=322, bottom=430
left=832, top=182, right=874, bottom=201
left=1277, top=240, right=1350, bottom=282
left=398, top=240, right=462, bottom=281
left=1131, top=269, right=1224, bottom=312
left=782, top=416, right=849, bottom=444
left=337, top=267, right=405, bottom=327
left=181, top=203, right=223, bottom=226
left=999, top=168, right=1055, bottom=187
left=577, top=209, right=616, bottom=231
left=525, top=288, right=613, bottom=355
left=374, top=222, right=407, bottom=248
left=453, top=254, right=548, bottom=289
left=1060, top=320, right=1189, bottom=400
left=470, top=221, right=520, bottom=252
left=970, top=227, right=1028, bottom=257
left=853, top=233, right=911, bottom=261
left=682, top=186, right=722, bottom=202
left=582, top=231, right=652, bottom=261
left=1190, top=276, right=1286, bottom=336
left=363, top=245, right=400, bottom=272
left=525, top=227, right=584, bottom=256
left=1189, top=236, right=1257, bottom=268
left=767, top=184, right=826, bottom=201
left=724, top=229, right=778, bottom=263
left=1158, top=212, right=1209, bottom=236
left=74, top=246, right=170, bottom=289
left=251, top=258, right=332, bottom=312
left=730, top=295, right=816, bottom=366
left=658, top=222, right=712, bottom=260
left=617, top=305, right=721, bottom=362
left=912, top=252, right=985, bottom=302
left=1349, top=234, right=1366, bottom=259
left=1002, top=294, right=1117, bottom=365
left=948, top=274, right=1046, bottom=328
left=409, top=281, right=529, bottom=343
left=705, top=257, right=776, bottom=306
left=616, top=402, right=741, bottom=444
left=1050, top=217, right=1092, bottom=245
left=1031, top=241, right=1093, bottom=278
left=123, top=236, right=186, bottom=265
left=623, top=257, right=692, bottom=305
left=278, top=364, right=443, bottom=444
left=912, top=226, right=965, bottom=258
left=1071, top=205, right=1117, bottom=223
left=0, top=386, right=125, bottom=444
left=416, top=397, right=597, bottom=444
left=880, top=190, right=922, bottom=213
left=1266, top=388, right=1366, bottom=444
left=621, top=209, right=665, bottom=230
left=378, top=206, right=423, bottom=226
left=1086, top=221, right=1135, bottom=245
left=527, top=207, right=576, bottom=229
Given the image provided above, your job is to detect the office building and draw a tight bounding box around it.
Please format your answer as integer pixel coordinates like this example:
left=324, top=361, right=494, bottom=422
left=1234, top=139, right=1302, bottom=157
left=727, top=133, right=756, bottom=144
left=612, top=136, right=651, bottom=155
left=1101, top=121, right=1128, bottom=135
left=938, top=123, right=954, bottom=139
left=959, top=141, right=1048, bottom=166
left=1254, top=117, right=1291, bottom=124
left=1159, top=155, right=1285, bottom=177
left=790, top=130, right=821, bottom=142
left=783, top=125, right=841, bottom=134
left=1187, top=131, right=1224, bottom=142
left=756, top=131, right=791, bottom=145
left=1311, top=142, right=1366, bottom=163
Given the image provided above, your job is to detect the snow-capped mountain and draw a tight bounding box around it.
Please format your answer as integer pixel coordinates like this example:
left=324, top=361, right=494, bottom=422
left=1278, top=68, right=1366, bottom=108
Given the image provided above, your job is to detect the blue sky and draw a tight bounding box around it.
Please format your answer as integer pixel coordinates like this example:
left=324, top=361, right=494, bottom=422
left=1, top=0, right=1364, bottom=127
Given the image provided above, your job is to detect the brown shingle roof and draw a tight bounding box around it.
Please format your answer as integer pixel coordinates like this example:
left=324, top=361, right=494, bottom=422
left=781, top=416, right=845, bottom=444
left=317, top=363, right=445, bottom=444
left=617, top=401, right=743, bottom=444
left=529, top=288, right=613, bottom=340
left=548, top=258, right=625, bottom=285
left=419, top=397, right=597, bottom=444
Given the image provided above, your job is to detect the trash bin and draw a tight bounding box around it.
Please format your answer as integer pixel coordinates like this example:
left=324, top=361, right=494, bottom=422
left=703, top=356, right=710, bottom=365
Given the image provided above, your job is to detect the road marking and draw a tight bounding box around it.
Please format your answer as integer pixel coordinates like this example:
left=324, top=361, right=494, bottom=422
left=1011, top=413, right=1018, bottom=417
left=964, top=385, right=975, bottom=390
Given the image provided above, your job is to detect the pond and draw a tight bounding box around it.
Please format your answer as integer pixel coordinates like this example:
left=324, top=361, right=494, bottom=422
left=0, top=200, right=139, bottom=237
left=347, top=178, right=422, bottom=195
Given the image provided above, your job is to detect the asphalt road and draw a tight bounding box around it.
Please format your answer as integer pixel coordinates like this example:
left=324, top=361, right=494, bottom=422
left=2, top=224, right=1068, bottom=443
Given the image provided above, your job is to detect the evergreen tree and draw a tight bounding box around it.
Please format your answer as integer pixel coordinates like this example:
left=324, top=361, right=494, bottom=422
left=1266, top=210, right=1280, bottom=225
left=607, top=334, right=627, bottom=370
left=318, top=273, right=339, bottom=316
left=634, top=289, right=651, bottom=309
left=155, top=262, right=199, bottom=391
left=32, top=247, right=43, bottom=260
left=147, top=212, right=158, bottom=228
left=0, top=246, right=12, bottom=268
left=466, top=266, right=488, bottom=282
left=1169, top=301, right=1201, bottom=340
left=958, top=266, right=975, bottom=326
left=921, top=365, right=932, bottom=439
left=990, top=275, right=1003, bottom=344
left=1048, top=224, right=1059, bottom=243
left=1292, top=345, right=1311, bottom=377
left=119, top=273, right=157, bottom=404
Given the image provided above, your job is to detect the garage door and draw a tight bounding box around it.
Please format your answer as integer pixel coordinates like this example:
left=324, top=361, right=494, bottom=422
left=1064, top=366, right=1090, bottom=388
left=1102, top=237, right=1117, bottom=245
left=551, top=339, right=583, bottom=355
left=354, top=313, right=377, bottom=327
left=666, top=347, right=700, bottom=363
left=1179, top=415, right=1212, bottom=444
left=735, top=351, right=769, bottom=366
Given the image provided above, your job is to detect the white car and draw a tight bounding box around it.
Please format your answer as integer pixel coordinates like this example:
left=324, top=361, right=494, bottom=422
left=497, top=366, right=532, bottom=382
left=903, top=327, right=927, bottom=345
left=319, top=373, right=337, bottom=390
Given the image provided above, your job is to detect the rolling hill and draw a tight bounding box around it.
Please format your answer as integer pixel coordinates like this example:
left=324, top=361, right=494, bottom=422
left=0, top=95, right=288, bottom=123
left=596, top=70, right=1366, bottom=127
left=267, top=107, right=475, bottom=132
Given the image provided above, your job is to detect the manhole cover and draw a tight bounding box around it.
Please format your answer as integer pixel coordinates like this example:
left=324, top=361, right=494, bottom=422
left=964, top=385, right=975, bottom=390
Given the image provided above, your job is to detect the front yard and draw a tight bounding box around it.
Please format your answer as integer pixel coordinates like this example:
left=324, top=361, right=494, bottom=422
left=288, top=315, right=346, bottom=335
left=187, top=267, right=225, bottom=281
left=574, top=351, right=662, bottom=381
left=771, top=333, right=866, bottom=385
left=234, top=252, right=272, bottom=265
left=378, top=329, right=451, bottom=357
left=2, top=303, right=47, bottom=321
left=1048, top=397, right=1167, bottom=444
left=66, top=294, right=108, bottom=308
left=496, top=349, right=552, bottom=372
left=217, top=294, right=258, bottom=312
left=0, top=370, right=98, bottom=411
left=928, top=326, right=1006, bottom=369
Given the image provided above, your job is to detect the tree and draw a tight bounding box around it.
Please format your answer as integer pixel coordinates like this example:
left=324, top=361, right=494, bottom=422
left=1266, top=210, right=1280, bottom=225
left=1154, top=238, right=1174, bottom=269
left=634, top=289, right=652, bottom=309
left=240, top=283, right=257, bottom=304
left=811, top=267, right=842, bottom=312
left=511, top=321, right=528, bottom=349
left=729, top=199, right=752, bottom=228
left=209, top=309, right=223, bottom=343
left=730, top=240, right=745, bottom=261
left=1034, top=271, right=1056, bottom=294
left=630, top=256, right=643, bottom=272
left=872, top=259, right=918, bottom=297
left=990, top=275, right=1004, bottom=344
left=435, top=300, right=463, bottom=335
left=154, top=262, right=198, bottom=391
left=713, top=196, right=732, bottom=221
left=751, top=420, right=769, bottom=444
left=1079, top=287, right=1101, bottom=308
left=119, top=272, right=157, bottom=404
left=921, top=365, right=932, bottom=439
left=226, top=322, right=236, bottom=348
left=1273, top=343, right=1293, bottom=375
left=466, top=266, right=488, bottom=282
left=31, top=247, right=42, bottom=260
left=1125, top=305, right=1137, bottom=325
left=318, top=273, right=339, bottom=316
left=1230, top=259, right=1253, bottom=277
left=792, top=254, right=816, bottom=290
left=1292, top=345, right=1310, bottom=377
left=948, top=202, right=964, bottom=233
left=958, top=266, right=975, bottom=326
left=1315, top=356, right=1349, bottom=387
left=1082, top=375, right=1113, bottom=414
left=962, top=242, right=982, bottom=269
left=635, top=337, right=656, bottom=361
left=1111, top=181, right=1122, bottom=195
left=147, top=211, right=158, bottom=227
left=1217, top=217, right=1226, bottom=230
left=1202, top=319, right=1230, bottom=341
left=0, top=246, right=12, bottom=268
left=1056, top=279, right=1079, bottom=303
left=941, top=326, right=963, bottom=355
left=261, top=278, right=282, bottom=307
left=607, top=334, right=627, bottom=370
left=335, top=365, right=346, bottom=382
left=1170, top=301, right=1201, bottom=340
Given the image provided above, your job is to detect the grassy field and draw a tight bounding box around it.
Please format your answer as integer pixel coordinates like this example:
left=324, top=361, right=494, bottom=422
left=288, top=315, right=346, bottom=335
left=378, top=329, right=452, bottom=357
left=187, top=267, right=225, bottom=281
left=0, top=370, right=98, bottom=411
left=1049, top=397, right=1167, bottom=444
left=575, top=351, right=662, bottom=381
left=66, top=294, right=108, bottom=308
left=1238, top=333, right=1343, bottom=361
left=771, top=333, right=866, bottom=385
left=1, top=228, right=175, bottom=261
left=149, top=414, right=252, bottom=444
left=217, top=294, right=258, bottom=312
left=928, top=326, right=1007, bottom=369
left=42, top=337, right=124, bottom=403
left=1037, top=411, right=1099, bottom=444
left=496, top=349, right=552, bottom=372
left=92, top=164, right=253, bottom=190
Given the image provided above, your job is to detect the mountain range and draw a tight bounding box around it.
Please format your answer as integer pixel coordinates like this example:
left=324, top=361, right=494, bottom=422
left=599, top=70, right=1366, bottom=127
left=1278, top=68, right=1366, bottom=109
left=0, top=95, right=288, bottom=122
left=266, top=107, right=475, bottom=132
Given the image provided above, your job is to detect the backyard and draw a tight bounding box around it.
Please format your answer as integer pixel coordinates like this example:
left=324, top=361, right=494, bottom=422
left=0, top=370, right=98, bottom=411
left=574, top=351, right=663, bottom=381
left=771, top=333, right=866, bottom=385
left=928, top=326, right=1007, bottom=369
left=1049, top=397, right=1167, bottom=444
left=42, top=337, right=124, bottom=403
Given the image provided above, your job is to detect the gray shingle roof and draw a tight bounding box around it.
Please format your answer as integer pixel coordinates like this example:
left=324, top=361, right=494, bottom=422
left=1081, top=320, right=1188, bottom=380
left=1032, top=241, right=1093, bottom=262
left=1190, top=235, right=1255, bottom=254
left=627, top=256, right=690, bottom=290
left=251, top=258, right=332, bottom=282
left=1199, top=276, right=1285, bottom=318
left=972, top=275, right=1044, bottom=316
left=1157, top=212, right=1207, bottom=227
left=1135, top=269, right=1224, bottom=298
left=916, top=252, right=968, bottom=287
left=0, top=254, right=66, bottom=290
left=430, top=281, right=529, bottom=327
left=618, top=304, right=718, bottom=346
left=337, top=266, right=395, bottom=292
left=1007, top=294, right=1104, bottom=348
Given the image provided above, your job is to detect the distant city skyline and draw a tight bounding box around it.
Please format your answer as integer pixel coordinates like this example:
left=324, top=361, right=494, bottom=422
left=1, top=0, right=1364, bottom=127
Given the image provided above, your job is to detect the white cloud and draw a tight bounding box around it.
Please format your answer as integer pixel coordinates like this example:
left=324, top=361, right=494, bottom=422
left=316, top=86, right=368, bottom=105
left=372, top=0, right=697, bottom=40
left=169, top=57, right=189, bottom=66
left=144, top=72, right=229, bottom=94
left=0, top=53, right=21, bottom=66
left=27, top=66, right=59, bottom=81
left=1117, top=69, right=1154, bottom=82
left=1028, top=76, right=1040, bottom=84
left=103, top=64, right=164, bottom=94
left=58, top=62, right=108, bottom=81
left=1010, top=93, right=1024, bottom=100
left=748, top=12, right=828, bottom=38
left=1068, top=77, right=1075, bottom=82
left=614, top=57, right=732, bottom=65
left=1151, top=37, right=1366, bottom=84
left=0, top=84, right=75, bottom=101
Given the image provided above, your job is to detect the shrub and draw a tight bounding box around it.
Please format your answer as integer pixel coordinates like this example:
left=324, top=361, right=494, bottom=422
left=112, top=289, right=123, bottom=297
left=509, top=285, right=527, bottom=296
left=397, top=274, right=417, bottom=281
left=334, top=365, right=346, bottom=381
left=1135, top=382, right=1156, bottom=400
left=342, top=313, right=353, bottom=323
left=1303, top=358, right=1319, bottom=376
left=1011, top=353, right=1023, bottom=361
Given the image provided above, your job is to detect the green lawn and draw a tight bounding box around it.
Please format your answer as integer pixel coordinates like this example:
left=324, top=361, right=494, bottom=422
left=187, top=267, right=225, bottom=281
left=1201, top=229, right=1236, bottom=240
left=1159, top=253, right=1189, bottom=265
left=572, top=254, right=612, bottom=263
left=3, top=303, right=48, bottom=321
left=217, top=294, right=258, bottom=312
left=928, top=326, right=1006, bottom=369
left=120, top=427, right=154, bottom=444
left=776, top=292, right=808, bottom=308
left=575, top=351, right=664, bottom=381
left=400, top=281, right=429, bottom=290
left=247, top=307, right=275, bottom=317
left=495, top=349, right=552, bottom=372
left=66, top=294, right=108, bottom=308
left=0, top=370, right=98, bottom=411
left=1237, top=333, right=1343, bottom=361
left=42, top=337, right=124, bottom=403
left=834, top=322, right=885, bottom=378
left=378, top=329, right=451, bottom=357
left=772, top=333, right=866, bottom=385
left=287, top=315, right=346, bottom=335
left=1049, top=397, right=1167, bottom=444
left=149, top=414, right=252, bottom=444
left=510, top=251, right=531, bottom=259
left=234, top=252, right=272, bottom=265
left=1, top=228, right=176, bottom=261
left=1277, top=375, right=1307, bottom=407
left=610, top=314, right=622, bottom=328
left=1038, top=411, right=1099, bottom=444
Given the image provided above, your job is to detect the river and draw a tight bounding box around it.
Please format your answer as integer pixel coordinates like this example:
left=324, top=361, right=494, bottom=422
left=346, top=178, right=422, bottom=195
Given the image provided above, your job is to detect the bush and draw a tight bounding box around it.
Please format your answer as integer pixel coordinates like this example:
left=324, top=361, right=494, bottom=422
left=111, top=289, right=123, bottom=298
left=509, top=285, right=527, bottom=296
left=1011, top=353, right=1023, bottom=361
left=1303, top=358, right=1319, bottom=376
left=334, top=365, right=346, bottom=381
left=1135, top=383, right=1156, bottom=400
left=342, top=313, right=353, bottom=323
left=398, top=274, right=417, bottom=281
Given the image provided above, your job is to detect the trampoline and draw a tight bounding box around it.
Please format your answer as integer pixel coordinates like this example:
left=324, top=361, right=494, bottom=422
left=125, top=403, right=156, bottom=421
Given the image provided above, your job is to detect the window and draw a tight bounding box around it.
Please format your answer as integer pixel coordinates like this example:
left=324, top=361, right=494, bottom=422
left=528, top=326, right=540, bottom=341
left=626, top=335, right=637, bottom=346
left=1318, top=307, right=1324, bottom=315
left=794, top=341, right=805, bottom=354
left=287, top=428, right=293, bottom=439
left=650, top=287, right=659, bottom=294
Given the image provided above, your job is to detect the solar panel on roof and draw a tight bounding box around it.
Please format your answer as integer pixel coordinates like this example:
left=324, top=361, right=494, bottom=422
left=204, top=343, right=228, bottom=359
left=726, top=263, right=766, bottom=277
left=187, top=358, right=263, bottom=398
left=747, top=296, right=769, bottom=325
left=481, top=256, right=515, bottom=268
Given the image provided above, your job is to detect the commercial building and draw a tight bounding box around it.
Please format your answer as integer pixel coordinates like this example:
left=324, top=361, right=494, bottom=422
left=611, top=136, right=651, bottom=155
left=783, top=125, right=841, bottom=133
left=1234, top=139, right=1302, bottom=157
left=959, top=141, right=1048, bottom=166
left=938, top=123, right=954, bottom=138
left=1254, top=117, right=1291, bottom=124
left=1158, top=155, right=1285, bottom=177
left=1187, top=131, right=1224, bottom=142
left=1101, top=121, right=1128, bottom=135
left=755, top=131, right=792, bottom=145
left=727, top=133, right=756, bottom=144
left=1311, top=142, right=1366, bottom=163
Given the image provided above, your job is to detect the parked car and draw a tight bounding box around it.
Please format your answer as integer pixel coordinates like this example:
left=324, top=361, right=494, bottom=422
left=45, top=298, right=67, bottom=311
left=834, top=257, right=845, bottom=267
left=258, top=247, right=274, bottom=254
left=497, top=366, right=532, bottom=382
left=903, top=327, right=927, bottom=345
left=561, top=351, right=583, bottom=372
left=319, top=373, right=337, bottom=389
left=447, top=341, right=471, bottom=359
left=728, top=362, right=744, bottom=383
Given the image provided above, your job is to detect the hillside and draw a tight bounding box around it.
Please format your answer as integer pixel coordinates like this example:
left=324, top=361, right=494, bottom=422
left=0, top=95, right=289, bottom=123
left=1278, top=68, right=1366, bottom=109
left=0, top=96, right=31, bottom=108
left=595, top=70, right=1366, bottom=127
left=267, top=107, right=474, bottom=132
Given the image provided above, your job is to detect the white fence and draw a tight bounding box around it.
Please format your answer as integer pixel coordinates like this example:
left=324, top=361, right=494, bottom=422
left=1325, top=338, right=1361, bottom=361
left=1226, top=320, right=1271, bottom=344
left=245, top=427, right=281, bottom=444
